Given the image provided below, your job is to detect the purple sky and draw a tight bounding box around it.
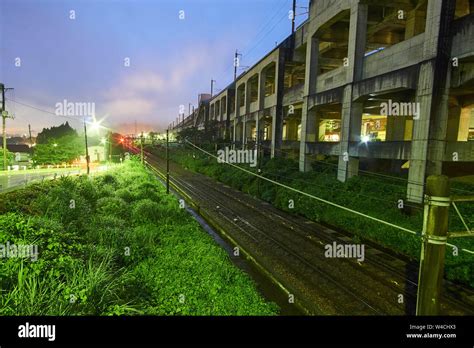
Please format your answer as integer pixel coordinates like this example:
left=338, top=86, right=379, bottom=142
left=0, top=0, right=308, bottom=136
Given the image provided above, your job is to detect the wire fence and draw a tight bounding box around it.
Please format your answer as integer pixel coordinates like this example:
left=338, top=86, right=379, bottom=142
left=183, top=139, right=474, bottom=255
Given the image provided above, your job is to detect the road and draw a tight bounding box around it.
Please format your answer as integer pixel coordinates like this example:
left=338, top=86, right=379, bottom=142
left=0, top=166, right=107, bottom=193
left=144, top=148, right=474, bottom=315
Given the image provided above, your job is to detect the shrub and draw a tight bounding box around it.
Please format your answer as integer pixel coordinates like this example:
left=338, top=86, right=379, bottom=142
left=0, top=160, right=279, bottom=315
left=131, top=199, right=162, bottom=224
left=96, top=196, right=130, bottom=220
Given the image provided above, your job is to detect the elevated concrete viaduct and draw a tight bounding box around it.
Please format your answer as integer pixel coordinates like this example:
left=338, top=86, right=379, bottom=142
left=172, top=0, right=474, bottom=203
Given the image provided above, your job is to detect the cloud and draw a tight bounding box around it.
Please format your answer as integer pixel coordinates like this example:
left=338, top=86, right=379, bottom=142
left=99, top=42, right=233, bottom=132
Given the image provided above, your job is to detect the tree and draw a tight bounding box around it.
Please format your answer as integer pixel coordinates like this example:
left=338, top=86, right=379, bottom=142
left=176, top=127, right=202, bottom=143
left=33, top=134, right=85, bottom=165
left=36, top=122, right=76, bottom=144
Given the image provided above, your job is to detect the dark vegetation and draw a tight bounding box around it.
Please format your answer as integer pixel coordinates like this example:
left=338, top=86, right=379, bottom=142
left=151, top=144, right=474, bottom=288
left=0, top=159, right=278, bottom=315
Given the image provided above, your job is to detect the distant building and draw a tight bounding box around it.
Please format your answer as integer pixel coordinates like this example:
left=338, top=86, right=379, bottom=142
left=5, top=144, right=32, bottom=166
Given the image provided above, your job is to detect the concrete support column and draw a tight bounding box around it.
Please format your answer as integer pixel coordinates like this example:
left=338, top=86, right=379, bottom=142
left=338, top=86, right=363, bottom=182
left=232, top=118, right=237, bottom=150
left=243, top=80, right=253, bottom=148
left=245, top=81, right=251, bottom=115
left=407, top=0, right=456, bottom=203
left=336, top=3, right=367, bottom=182
left=242, top=115, right=247, bottom=148
left=225, top=91, right=232, bottom=142
left=272, top=49, right=286, bottom=158
left=346, top=2, right=368, bottom=82
left=256, top=71, right=266, bottom=153
left=256, top=112, right=261, bottom=150
left=235, top=85, right=242, bottom=119
left=258, top=71, right=266, bottom=110
left=299, top=34, right=319, bottom=171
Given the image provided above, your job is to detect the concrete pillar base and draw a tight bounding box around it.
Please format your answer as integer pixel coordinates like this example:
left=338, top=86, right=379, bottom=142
left=337, top=156, right=359, bottom=182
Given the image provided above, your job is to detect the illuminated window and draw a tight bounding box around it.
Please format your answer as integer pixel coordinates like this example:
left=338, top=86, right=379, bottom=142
left=319, top=119, right=341, bottom=142
left=404, top=119, right=413, bottom=141
left=469, top=114, right=474, bottom=141
left=264, top=125, right=270, bottom=140
left=361, top=114, right=387, bottom=142
left=251, top=126, right=257, bottom=140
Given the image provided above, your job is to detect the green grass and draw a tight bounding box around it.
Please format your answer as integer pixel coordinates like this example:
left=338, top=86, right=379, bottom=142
left=0, top=158, right=278, bottom=315
left=155, top=145, right=474, bottom=289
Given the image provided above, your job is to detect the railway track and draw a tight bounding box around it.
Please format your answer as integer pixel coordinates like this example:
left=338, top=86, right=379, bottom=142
left=192, top=176, right=474, bottom=314
left=162, top=169, right=382, bottom=314
left=137, top=147, right=474, bottom=315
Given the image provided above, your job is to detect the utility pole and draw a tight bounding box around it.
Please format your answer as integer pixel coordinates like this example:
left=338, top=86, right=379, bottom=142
left=234, top=50, right=242, bottom=81
left=1, top=83, right=14, bottom=171
left=83, top=119, right=90, bottom=175
left=188, top=103, right=192, bottom=116
left=211, top=79, right=216, bottom=97
left=291, top=0, right=297, bottom=34
left=416, top=175, right=450, bottom=315
left=140, top=131, right=144, bottom=164
left=166, top=129, right=169, bottom=194
left=28, top=124, right=33, bottom=147
left=109, top=131, right=113, bottom=163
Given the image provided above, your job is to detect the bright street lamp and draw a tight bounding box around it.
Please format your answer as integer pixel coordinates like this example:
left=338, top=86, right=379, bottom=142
left=84, top=116, right=104, bottom=175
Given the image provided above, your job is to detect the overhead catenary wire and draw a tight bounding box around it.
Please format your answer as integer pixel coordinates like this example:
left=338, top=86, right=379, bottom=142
left=259, top=142, right=474, bottom=196
left=243, top=13, right=289, bottom=62
left=184, top=139, right=474, bottom=255
left=258, top=143, right=427, bottom=201
left=184, top=143, right=424, bottom=210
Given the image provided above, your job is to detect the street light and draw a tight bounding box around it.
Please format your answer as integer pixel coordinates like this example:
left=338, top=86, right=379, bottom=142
left=84, top=117, right=102, bottom=175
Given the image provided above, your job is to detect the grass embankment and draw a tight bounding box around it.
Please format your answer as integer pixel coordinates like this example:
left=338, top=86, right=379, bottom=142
left=152, top=145, right=474, bottom=288
left=0, top=159, right=278, bottom=315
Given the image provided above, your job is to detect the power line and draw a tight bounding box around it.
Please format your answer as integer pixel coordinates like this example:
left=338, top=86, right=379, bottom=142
left=6, top=97, right=80, bottom=122
left=214, top=0, right=292, bottom=84
left=243, top=13, right=288, bottom=63
left=5, top=97, right=116, bottom=135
